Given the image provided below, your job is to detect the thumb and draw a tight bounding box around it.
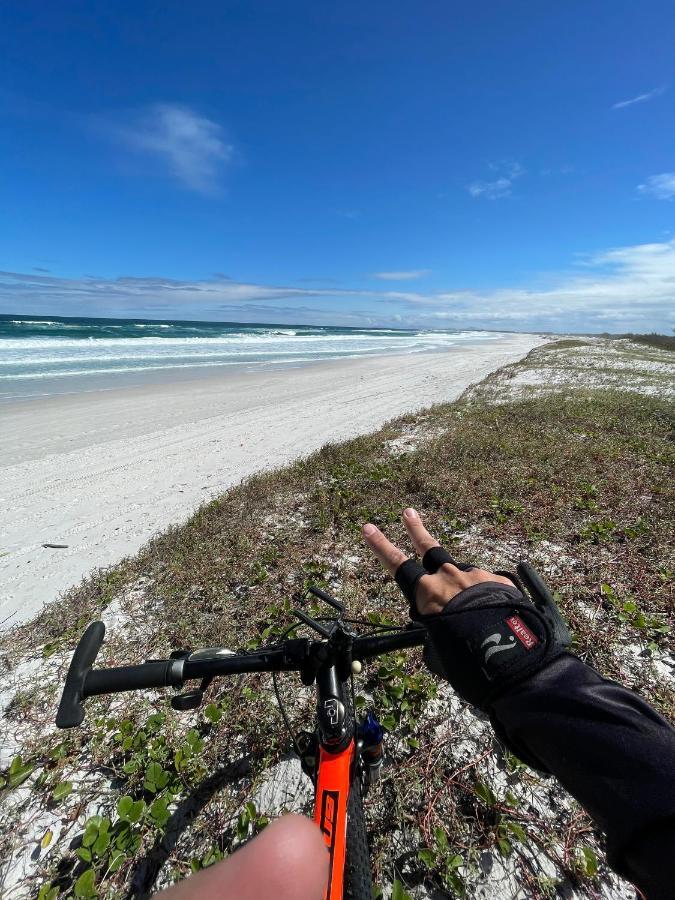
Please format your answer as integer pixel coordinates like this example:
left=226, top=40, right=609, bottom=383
left=156, top=814, right=328, bottom=900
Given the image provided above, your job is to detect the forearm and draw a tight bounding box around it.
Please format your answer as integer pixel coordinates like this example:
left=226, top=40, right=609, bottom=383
left=490, top=654, right=675, bottom=897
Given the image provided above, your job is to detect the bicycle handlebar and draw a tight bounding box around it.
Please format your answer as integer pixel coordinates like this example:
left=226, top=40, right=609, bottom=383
left=56, top=621, right=427, bottom=729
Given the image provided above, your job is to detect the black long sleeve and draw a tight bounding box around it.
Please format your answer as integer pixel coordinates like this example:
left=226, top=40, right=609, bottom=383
left=490, top=654, right=675, bottom=900
left=417, top=578, right=675, bottom=897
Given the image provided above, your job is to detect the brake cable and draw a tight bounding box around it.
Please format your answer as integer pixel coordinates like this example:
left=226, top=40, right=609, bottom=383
left=271, top=621, right=304, bottom=757
left=269, top=615, right=406, bottom=759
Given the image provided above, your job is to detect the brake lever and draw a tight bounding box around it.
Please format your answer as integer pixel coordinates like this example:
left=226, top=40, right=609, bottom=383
left=171, top=675, right=214, bottom=711
left=293, top=608, right=334, bottom=638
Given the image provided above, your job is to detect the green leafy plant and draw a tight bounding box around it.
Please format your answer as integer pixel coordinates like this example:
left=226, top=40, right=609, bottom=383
left=77, top=815, right=113, bottom=862
left=473, top=779, right=497, bottom=807
left=441, top=515, right=465, bottom=538
left=190, top=844, right=225, bottom=873
left=301, top=559, right=332, bottom=591
left=579, top=518, right=617, bottom=542
left=391, top=879, right=413, bottom=900
left=489, top=497, right=524, bottom=524
left=2, top=755, right=36, bottom=789
left=204, top=702, right=223, bottom=724
left=74, top=867, right=97, bottom=899
left=174, top=728, right=206, bottom=779
left=503, top=751, right=527, bottom=776
left=76, top=809, right=143, bottom=878
left=601, top=583, right=671, bottom=643
left=418, top=827, right=465, bottom=896
left=493, top=819, right=529, bottom=857
left=149, top=796, right=171, bottom=828
left=51, top=780, right=73, bottom=803
left=573, top=482, right=599, bottom=511
left=235, top=801, right=269, bottom=844
left=117, top=795, right=146, bottom=823
left=534, top=874, right=560, bottom=897
left=622, top=517, right=651, bottom=540
left=374, top=653, right=437, bottom=734
left=575, top=845, right=599, bottom=878
left=144, top=761, right=171, bottom=794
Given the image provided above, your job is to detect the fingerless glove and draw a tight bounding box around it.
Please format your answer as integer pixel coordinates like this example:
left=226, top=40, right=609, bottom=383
left=419, top=581, right=571, bottom=711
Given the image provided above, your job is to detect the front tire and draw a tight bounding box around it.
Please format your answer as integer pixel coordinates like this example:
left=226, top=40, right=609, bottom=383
left=345, top=774, right=372, bottom=900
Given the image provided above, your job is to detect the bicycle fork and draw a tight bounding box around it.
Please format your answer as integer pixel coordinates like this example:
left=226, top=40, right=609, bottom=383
left=300, top=663, right=384, bottom=900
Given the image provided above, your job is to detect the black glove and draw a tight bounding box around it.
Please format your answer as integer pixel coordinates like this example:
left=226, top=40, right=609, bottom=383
left=396, top=553, right=572, bottom=711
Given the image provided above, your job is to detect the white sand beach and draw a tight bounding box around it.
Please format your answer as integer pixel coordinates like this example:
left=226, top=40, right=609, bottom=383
left=0, top=334, right=543, bottom=628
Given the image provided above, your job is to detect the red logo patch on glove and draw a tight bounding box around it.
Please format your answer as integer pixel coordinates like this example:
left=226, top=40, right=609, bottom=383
left=505, top=615, right=539, bottom=650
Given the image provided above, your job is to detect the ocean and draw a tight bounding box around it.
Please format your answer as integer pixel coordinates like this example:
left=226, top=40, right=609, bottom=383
left=0, top=314, right=506, bottom=402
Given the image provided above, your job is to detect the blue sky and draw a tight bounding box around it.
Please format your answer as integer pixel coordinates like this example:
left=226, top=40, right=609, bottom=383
left=1, top=0, right=674, bottom=332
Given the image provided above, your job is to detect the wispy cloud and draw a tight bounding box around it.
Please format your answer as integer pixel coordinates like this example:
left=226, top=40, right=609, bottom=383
left=612, top=86, right=665, bottom=110
left=467, top=162, right=524, bottom=200
left=334, top=209, right=361, bottom=219
left=637, top=172, right=675, bottom=200
left=2, top=237, right=674, bottom=332
left=99, top=103, right=233, bottom=193
left=370, top=270, right=431, bottom=281
left=540, top=165, right=575, bottom=177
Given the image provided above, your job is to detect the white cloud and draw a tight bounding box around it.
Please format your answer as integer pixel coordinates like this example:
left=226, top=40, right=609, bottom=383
left=637, top=173, right=675, bottom=200
left=404, top=238, right=675, bottom=331
left=612, top=86, right=665, bottom=110
left=370, top=270, right=431, bottom=281
left=467, top=177, right=512, bottom=199
left=467, top=162, right=524, bottom=200
left=101, top=103, right=233, bottom=192
left=2, top=237, right=674, bottom=332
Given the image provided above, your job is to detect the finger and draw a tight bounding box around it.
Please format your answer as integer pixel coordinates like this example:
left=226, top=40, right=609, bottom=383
left=362, top=523, right=408, bottom=576
left=402, top=508, right=441, bottom=557
left=158, top=814, right=328, bottom=900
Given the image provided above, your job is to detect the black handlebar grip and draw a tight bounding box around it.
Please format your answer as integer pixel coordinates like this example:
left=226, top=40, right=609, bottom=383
left=84, top=660, right=185, bottom=696
left=56, top=621, right=106, bottom=728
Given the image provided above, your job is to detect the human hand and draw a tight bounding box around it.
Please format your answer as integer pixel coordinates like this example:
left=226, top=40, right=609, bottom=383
left=362, top=508, right=513, bottom=617
left=157, top=814, right=327, bottom=900
left=362, top=508, right=569, bottom=711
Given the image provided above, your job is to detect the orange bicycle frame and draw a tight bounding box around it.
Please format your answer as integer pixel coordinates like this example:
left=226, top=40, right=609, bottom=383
left=314, top=739, right=355, bottom=900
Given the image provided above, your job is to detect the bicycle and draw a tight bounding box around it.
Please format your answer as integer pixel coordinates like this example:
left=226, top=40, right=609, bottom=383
left=56, top=564, right=555, bottom=899
left=55, top=585, right=427, bottom=899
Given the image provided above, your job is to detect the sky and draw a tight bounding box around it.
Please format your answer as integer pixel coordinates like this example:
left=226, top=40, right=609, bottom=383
left=1, top=0, right=674, bottom=333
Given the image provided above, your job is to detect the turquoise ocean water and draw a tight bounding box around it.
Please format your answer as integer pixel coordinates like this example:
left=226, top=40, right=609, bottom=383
left=0, top=314, right=505, bottom=402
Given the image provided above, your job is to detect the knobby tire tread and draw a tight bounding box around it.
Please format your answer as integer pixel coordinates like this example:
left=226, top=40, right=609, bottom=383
left=345, top=775, right=372, bottom=900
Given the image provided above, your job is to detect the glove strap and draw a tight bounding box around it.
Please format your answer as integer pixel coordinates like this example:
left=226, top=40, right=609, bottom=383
left=394, top=560, right=427, bottom=619
left=422, top=546, right=474, bottom=573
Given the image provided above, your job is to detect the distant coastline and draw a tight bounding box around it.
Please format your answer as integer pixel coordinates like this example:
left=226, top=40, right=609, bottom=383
left=0, top=313, right=511, bottom=403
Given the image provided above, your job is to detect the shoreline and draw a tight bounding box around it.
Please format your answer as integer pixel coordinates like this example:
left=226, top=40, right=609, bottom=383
left=0, top=324, right=519, bottom=406
left=0, top=334, right=544, bottom=627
